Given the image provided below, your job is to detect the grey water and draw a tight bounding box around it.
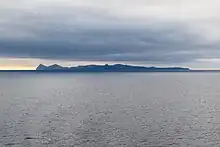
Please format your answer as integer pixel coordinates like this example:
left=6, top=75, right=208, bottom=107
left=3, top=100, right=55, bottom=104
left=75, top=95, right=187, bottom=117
left=1, top=73, right=220, bottom=146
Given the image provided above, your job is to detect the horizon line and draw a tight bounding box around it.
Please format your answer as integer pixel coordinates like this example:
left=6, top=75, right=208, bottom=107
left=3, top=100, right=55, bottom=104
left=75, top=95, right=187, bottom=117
left=1, top=63, right=220, bottom=71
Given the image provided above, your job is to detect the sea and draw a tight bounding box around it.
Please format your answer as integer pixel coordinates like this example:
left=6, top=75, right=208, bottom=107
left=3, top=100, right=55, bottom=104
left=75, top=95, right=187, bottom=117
left=1, top=72, right=220, bottom=146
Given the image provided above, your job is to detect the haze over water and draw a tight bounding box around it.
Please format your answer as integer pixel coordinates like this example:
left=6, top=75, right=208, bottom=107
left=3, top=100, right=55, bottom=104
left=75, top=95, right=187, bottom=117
left=1, top=73, right=220, bottom=146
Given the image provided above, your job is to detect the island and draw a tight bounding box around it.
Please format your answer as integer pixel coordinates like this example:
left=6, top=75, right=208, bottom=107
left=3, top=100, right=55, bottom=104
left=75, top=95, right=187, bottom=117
left=36, top=64, right=191, bottom=72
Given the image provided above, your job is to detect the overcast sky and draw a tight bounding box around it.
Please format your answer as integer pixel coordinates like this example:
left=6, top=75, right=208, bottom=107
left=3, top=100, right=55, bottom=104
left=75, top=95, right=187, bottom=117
left=1, top=0, right=220, bottom=69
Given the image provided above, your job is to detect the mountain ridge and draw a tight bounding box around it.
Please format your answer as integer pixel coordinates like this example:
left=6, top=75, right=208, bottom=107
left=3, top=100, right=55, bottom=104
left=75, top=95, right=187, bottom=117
left=36, top=64, right=191, bottom=72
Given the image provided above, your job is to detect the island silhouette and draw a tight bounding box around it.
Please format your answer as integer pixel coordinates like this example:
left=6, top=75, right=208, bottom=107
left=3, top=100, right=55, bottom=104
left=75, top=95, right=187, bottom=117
left=36, top=64, right=190, bottom=72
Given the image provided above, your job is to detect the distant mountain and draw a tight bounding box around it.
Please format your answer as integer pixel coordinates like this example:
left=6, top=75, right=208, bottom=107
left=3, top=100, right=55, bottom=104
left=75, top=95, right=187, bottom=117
left=36, top=64, right=47, bottom=70
left=36, top=64, right=190, bottom=72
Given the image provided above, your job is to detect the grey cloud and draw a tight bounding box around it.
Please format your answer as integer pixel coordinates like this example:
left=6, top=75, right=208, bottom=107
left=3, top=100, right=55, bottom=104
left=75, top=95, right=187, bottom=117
left=0, top=0, right=220, bottom=65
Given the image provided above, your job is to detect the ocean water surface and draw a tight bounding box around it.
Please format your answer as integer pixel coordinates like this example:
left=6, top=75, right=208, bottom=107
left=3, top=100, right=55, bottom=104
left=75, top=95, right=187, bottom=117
left=1, top=73, right=220, bottom=146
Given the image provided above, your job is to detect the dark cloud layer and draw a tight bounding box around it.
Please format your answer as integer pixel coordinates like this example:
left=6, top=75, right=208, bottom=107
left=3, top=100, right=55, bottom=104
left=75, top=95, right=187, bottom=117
left=0, top=26, right=201, bottom=63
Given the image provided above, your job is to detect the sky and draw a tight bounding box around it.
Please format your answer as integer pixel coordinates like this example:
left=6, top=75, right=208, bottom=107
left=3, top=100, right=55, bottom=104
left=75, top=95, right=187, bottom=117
left=1, top=0, right=220, bottom=69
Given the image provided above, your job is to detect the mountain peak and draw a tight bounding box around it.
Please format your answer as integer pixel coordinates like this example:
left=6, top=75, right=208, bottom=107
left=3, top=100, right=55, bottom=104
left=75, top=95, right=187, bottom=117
left=49, top=64, right=63, bottom=68
left=36, top=64, right=47, bottom=70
